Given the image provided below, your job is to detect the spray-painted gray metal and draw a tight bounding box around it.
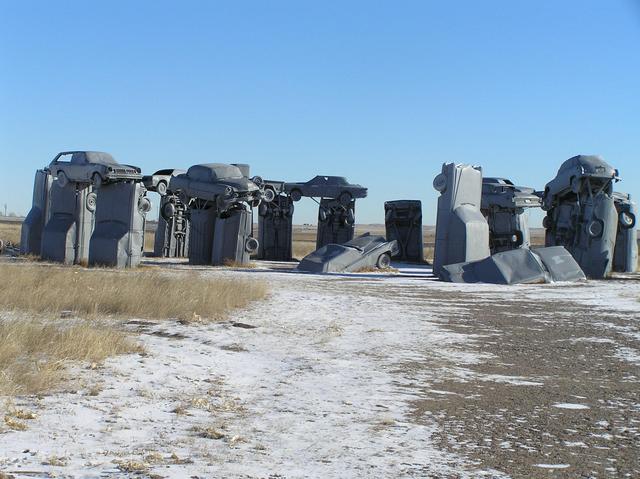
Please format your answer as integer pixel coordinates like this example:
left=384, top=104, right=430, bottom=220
left=154, top=195, right=190, bottom=258
left=41, top=182, right=96, bottom=264
left=171, top=164, right=262, bottom=265
left=384, top=200, right=423, bottom=262
left=440, top=246, right=586, bottom=284
left=257, top=189, right=294, bottom=261
left=49, top=151, right=141, bottom=187
left=433, top=163, right=490, bottom=276
left=284, top=176, right=367, bottom=205
left=212, top=206, right=257, bottom=265
left=481, top=178, right=541, bottom=254
left=612, top=192, right=638, bottom=273
left=188, top=206, right=218, bottom=265
left=316, top=198, right=356, bottom=250
left=142, top=168, right=185, bottom=197
left=298, top=233, right=399, bottom=273
left=542, top=155, right=619, bottom=278
left=88, top=182, right=150, bottom=268
left=21, top=169, right=53, bottom=255
left=170, top=164, right=264, bottom=212
left=142, top=169, right=190, bottom=258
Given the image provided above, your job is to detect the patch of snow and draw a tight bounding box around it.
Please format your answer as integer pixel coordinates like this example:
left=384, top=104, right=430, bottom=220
left=552, top=403, right=590, bottom=410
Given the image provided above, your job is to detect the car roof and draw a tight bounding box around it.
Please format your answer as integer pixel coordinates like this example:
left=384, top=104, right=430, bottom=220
left=186, top=163, right=244, bottom=181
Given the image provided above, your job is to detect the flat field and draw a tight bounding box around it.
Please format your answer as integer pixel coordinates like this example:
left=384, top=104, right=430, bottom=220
left=1, top=249, right=639, bottom=478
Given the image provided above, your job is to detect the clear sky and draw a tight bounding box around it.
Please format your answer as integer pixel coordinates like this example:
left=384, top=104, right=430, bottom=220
left=1, top=0, right=639, bottom=224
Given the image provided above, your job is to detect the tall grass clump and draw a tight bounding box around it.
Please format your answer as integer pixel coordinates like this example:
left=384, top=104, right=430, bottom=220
left=0, top=263, right=268, bottom=322
left=0, top=319, right=140, bottom=396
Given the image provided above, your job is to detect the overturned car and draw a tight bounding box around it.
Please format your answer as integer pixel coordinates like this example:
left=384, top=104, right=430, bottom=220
left=297, top=233, right=399, bottom=273
left=440, top=246, right=586, bottom=285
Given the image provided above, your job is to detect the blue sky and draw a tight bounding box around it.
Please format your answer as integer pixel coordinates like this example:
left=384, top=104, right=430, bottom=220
left=1, top=0, right=639, bottom=224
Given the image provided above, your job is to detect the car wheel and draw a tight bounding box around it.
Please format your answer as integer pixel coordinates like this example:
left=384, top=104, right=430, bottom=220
left=245, top=237, right=259, bottom=253
left=138, top=197, right=152, bottom=214
left=345, top=209, right=355, bottom=225
left=290, top=189, right=302, bottom=202
left=86, top=192, right=97, bottom=212
left=263, top=187, right=276, bottom=203
left=162, top=201, right=177, bottom=220
left=619, top=211, right=635, bottom=229
left=156, top=181, right=168, bottom=196
left=338, top=191, right=352, bottom=206
left=587, top=219, right=603, bottom=238
left=57, top=171, right=68, bottom=187
left=433, top=173, right=447, bottom=193
left=92, top=173, right=103, bottom=188
left=376, top=253, right=391, bottom=269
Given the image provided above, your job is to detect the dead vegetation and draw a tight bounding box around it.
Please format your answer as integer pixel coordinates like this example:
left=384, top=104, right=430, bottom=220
left=0, top=319, right=141, bottom=396
left=0, top=221, right=21, bottom=246
left=0, top=263, right=267, bottom=322
left=223, top=259, right=257, bottom=268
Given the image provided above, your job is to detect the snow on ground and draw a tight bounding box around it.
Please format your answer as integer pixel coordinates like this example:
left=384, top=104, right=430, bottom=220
left=1, top=262, right=639, bottom=478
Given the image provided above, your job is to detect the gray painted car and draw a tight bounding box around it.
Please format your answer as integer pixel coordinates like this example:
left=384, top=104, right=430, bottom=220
left=142, top=169, right=186, bottom=196
left=284, top=176, right=367, bottom=205
left=542, top=155, right=619, bottom=278
left=48, top=151, right=141, bottom=187
left=169, top=163, right=263, bottom=211
left=297, top=233, right=399, bottom=273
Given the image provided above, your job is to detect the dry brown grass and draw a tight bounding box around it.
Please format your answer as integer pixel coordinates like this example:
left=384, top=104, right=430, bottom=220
left=222, top=259, right=257, bottom=268
left=0, top=319, right=140, bottom=396
left=144, top=230, right=155, bottom=252
left=0, top=263, right=267, bottom=322
left=0, top=221, right=21, bottom=246
left=292, top=240, right=317, bottom=260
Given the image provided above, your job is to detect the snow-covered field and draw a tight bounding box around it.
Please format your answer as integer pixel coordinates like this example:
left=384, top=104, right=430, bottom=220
left=1, top=261, right=639, bottom=478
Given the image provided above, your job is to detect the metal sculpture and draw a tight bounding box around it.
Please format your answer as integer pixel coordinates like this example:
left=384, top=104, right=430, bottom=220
left=481, top=178, right=541, bottom=254
left=384, top=200, right=423, bottom=262
left=542, top=155, right=619, bottom=278
left=433, top=163, right=490, bottom=276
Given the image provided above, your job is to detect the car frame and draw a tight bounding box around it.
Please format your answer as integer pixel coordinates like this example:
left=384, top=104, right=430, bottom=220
left=48, top=151, right=142, bottom=187
left=283, top=175, right=367, bottom=205
left=169, top=163, right=264, bottom=211
left=297, top=233, right=399, bottom=273
left=142, top=168, right=186, bottom=196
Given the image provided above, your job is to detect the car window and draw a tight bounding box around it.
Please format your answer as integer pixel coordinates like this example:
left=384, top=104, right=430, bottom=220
left=56, top=153, right=74, bottom=164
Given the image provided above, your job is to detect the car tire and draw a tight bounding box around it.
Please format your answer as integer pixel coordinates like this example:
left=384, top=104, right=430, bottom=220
left=376, top=253, right=391, bottom=269
left=619, top=211, right=635, bottom=229
left=263, top=187, right=276, bottom=203
left=92, top=173, right=103, bottom=189
left=338, top=191, right=352, bottom=206
left=138, top=197, right=152, bottom=214
left=245, top=237, right=259, bottom=253
left=587, top=219, right=603, bottom=238
left=433, top=173, right=447, bottom=193
left=345, top=209, right=355, bottom=225
left=156, top=181, right=168, bottom=196
left=162, top=201, right=177, bottom=220
left=57, top=171, right=68, bottom=187
left=86, top=192, right=97, bottom=212
left=290, top=189, right=302, bottom=202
